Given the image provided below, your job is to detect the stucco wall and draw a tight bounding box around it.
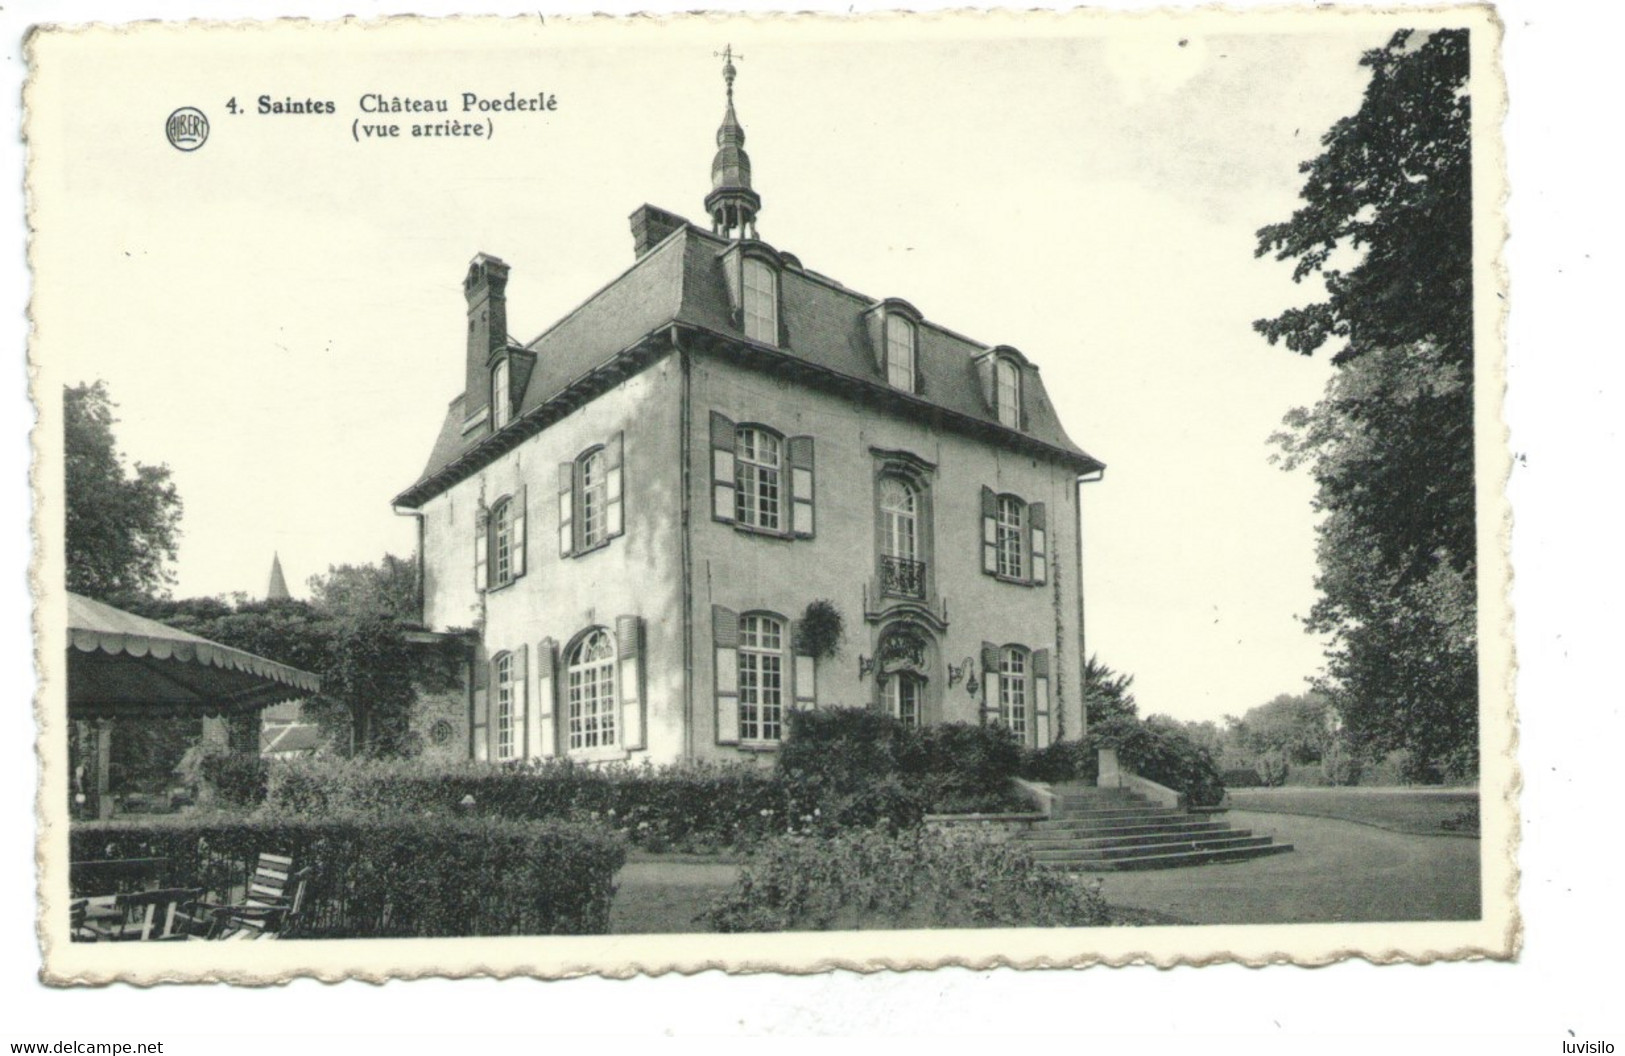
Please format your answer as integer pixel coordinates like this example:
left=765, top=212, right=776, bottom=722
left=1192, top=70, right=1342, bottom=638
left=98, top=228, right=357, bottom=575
left=420, top=356, right=687, bottom=763
left=686, top=354, right=1087, bottom=764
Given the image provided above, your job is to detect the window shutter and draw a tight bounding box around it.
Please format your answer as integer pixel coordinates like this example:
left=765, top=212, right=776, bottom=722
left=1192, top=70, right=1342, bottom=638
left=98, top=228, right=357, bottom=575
left=557, top=462, right=575, bottom=558
left=980, top=640, right=1000, bottom=726
left=486, top=656, right=503, bottom=762
left=606, top=431, right=625, bottom=540
left=512, top=644, right=529, bottom=758
left=981, top=486, right=999, bottom=575
left=788, top=436, right=815, bottom=538
left=535, top=638, right=557, bottom=758
left=710, top=411, right=738, bottom=523
left=976, top=354, right=996, bottom=409
left=713, top=604, right=740, bottom=745
left=617, top=615, right=645, bottom=751
left=791, top=620, right=816, bottom=710
left=512, top=485, right=528, bottom=579
left=474, top=507, right=489, bottom=592
left=1030, top=502, right=1047, bottom=585
left=1033, top=648, right=1052, bottom=749
left=472, top=688, right=489, bottom=761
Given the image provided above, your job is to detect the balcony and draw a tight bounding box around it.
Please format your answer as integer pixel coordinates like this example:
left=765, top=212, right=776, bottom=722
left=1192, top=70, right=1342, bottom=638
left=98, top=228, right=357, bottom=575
left=880, top=556, right=927, bottom=600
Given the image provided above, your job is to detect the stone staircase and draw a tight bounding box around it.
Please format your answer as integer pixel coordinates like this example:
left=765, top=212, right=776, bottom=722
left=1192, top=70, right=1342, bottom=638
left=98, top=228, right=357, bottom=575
left=1014, top=785, right=1293, bottom=871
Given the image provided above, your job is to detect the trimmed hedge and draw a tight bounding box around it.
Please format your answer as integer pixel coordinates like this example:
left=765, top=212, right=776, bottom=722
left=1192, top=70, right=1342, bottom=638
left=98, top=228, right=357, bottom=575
left=70, top=815, right=625, bottom=937
left=266, top=756, right=816, bottom=852
left=703, top=827, right=1110, bottom=931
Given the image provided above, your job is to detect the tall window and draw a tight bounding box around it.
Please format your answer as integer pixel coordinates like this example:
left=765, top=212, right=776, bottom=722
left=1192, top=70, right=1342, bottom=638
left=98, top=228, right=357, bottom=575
left=879, top=476, right=925, bottom=599
left=886, top=673, right=923, bottom=729
left=743, top=258, right=778, bottom=345
left=999, top=647, right=1028, bottom=738
left=492, top=358, right=511, bottom=429
left=995, top=358, right=1020, bottom=428
left=494, top=652, right=516, bottom=759
left=886, top=316, right=915, bottom=391
left=579, top=448, right=608, bottom=549
left=735, top=427, right=782, bottom=531
left=567, top=629, right=617, bottom=750
left=996, top=496, right=1025, bottom=579
left=492, top=498, right=516, bottom=587
left=739, top=614, right=785, bottom=742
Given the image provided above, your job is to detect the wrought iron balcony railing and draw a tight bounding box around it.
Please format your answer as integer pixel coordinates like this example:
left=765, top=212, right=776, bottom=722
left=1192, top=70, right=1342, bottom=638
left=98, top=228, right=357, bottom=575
left=880, top=555, right=927, bottom=599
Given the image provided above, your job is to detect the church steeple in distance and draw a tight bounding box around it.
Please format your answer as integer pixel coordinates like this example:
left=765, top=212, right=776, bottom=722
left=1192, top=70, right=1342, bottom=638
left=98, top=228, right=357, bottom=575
left=266, top=552, right=291, bottom=601
left=705, top=45, right=762, bottom=240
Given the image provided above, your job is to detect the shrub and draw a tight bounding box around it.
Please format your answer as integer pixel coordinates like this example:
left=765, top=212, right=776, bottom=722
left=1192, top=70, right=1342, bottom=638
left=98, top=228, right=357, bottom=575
left=898, top=721, right=1024, bottom=797
left=702, top=827, right=1110, bottom=932
left=1318, top=741, right=1363, bottom=786
left=1020, top=739, right=1097, bottom=785
left=777, top=707, right=906, bottom=792
left=1220, top=766, right=1264, bottom=789
left=178, top=746, right=270, bottom=808
left=69, top=814, right=625, bottom=937
left=1257, top=752, right=1290, bottom=788
left=1087, top=716, right=1227, bottom=807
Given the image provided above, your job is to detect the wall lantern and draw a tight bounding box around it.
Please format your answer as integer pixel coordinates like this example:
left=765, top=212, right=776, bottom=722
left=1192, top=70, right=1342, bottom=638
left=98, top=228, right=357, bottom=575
left=948, top=657, right=980, bottom=697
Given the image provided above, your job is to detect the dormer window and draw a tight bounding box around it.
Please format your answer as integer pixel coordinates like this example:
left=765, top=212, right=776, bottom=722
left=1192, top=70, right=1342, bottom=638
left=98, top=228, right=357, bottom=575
left=492, top=357, right=512, bottom=430
left=742, top=257, right=778, bottom=345
left=886, top=315, right=916, bottom=391
left=995, top=358, right=1020, bottom=428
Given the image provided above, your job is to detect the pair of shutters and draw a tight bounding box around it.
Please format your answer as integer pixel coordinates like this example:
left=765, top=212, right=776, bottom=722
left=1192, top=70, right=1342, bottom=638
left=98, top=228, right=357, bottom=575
left=527, top=616, right=646, bottom=758
left=712, top=604, right=817, bottom=745
left=558, top=433, right=626, bottom=558
left=709, top=411, right=816, bottom=537
left=474, top=487, right=528, bottom=592
left=979, top=487, right=1047, bottom=585
left=978, top=641, right=1052, bottom=748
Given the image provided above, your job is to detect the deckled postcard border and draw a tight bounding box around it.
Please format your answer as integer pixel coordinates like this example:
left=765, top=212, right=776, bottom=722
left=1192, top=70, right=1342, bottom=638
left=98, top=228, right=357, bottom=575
left=27, top=5, right=1516, bottom=984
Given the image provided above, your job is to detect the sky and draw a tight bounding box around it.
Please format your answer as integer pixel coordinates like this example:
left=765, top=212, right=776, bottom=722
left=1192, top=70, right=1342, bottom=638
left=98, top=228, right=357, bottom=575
left=33, top=14, right=1418, bottom=724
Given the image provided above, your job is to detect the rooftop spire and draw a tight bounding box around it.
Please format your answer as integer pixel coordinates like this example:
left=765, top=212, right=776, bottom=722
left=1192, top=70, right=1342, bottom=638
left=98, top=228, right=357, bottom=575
left=706, top=44, right=762, bottom=240
left=266, top=552, right=290, bottom=601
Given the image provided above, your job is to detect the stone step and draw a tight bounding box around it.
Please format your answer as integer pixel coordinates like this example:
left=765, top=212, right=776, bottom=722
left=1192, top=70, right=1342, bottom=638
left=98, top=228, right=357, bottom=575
left=1024, top=833, right=1276, bottom=864
left=1036, top=841, right=1296, bottom=872
left=1016, top=825, right=1242, bottom=852
left=1047, top=806, right=1186, bottom=822
left=1029, top=815, right=1224, bottom=837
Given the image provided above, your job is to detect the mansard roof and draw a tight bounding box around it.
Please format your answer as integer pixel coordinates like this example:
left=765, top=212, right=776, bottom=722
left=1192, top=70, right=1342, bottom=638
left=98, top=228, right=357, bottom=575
left=393, top=212, right=1102, bottom=509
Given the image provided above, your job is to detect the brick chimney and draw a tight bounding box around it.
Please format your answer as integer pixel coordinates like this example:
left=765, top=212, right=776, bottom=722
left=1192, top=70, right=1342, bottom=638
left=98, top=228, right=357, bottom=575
left=629, top=205, right=686, bottom=259
left=463, top=253, right=509, bottom=422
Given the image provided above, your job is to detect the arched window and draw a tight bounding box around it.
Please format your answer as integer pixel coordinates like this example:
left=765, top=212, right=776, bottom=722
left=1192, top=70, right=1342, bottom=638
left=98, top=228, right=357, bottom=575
left=491, top=497, right=516, bottom=587
left=567, top=628, right=617, bottom=750
left=999, top=646, right=1029, bottom=738
left=742, top=258, right=778, bottom=345
left=738, top=613, right=786, bottom=742
left=995, top=357, right=1021, bottom=428
left=735, top=427, right=783, bottom=531
left=996, top=495, right=1025, bottom=579
left=578, top=447, right=609, bottom=549
left=885, top=315, right=915, bottom=391
left=493, top=651, right=516, bottom=759
left=492, top=357, right=512, bottom=430
left=879, top=476, right=925, bottom=599
left=885, top=672, right=924, bottom=729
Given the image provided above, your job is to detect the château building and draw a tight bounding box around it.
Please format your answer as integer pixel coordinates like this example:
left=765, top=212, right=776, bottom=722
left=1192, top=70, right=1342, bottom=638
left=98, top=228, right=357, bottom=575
left=392, top=54, right=1104, bottom=765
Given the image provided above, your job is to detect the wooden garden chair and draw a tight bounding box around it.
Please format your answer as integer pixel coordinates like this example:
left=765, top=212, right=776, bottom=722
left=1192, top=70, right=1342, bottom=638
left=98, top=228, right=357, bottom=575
left=204, top=864, right=312, bottom=935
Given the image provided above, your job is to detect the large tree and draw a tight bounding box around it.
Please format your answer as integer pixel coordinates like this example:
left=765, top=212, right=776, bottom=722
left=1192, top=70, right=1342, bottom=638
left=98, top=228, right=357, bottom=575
left=64, top=381, right=184, bottom=599
left=1255, top=29, right=1476, bottom=776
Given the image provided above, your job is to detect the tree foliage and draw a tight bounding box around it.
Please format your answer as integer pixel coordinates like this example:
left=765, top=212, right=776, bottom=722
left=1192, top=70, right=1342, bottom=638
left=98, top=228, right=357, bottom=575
left=1255, top=29, right=1476, bottom=777
left=1226, top=692, right=1334, bottom=766
left=64, top=381, right=184, bottom=599
left=1083, top=653, right=1139, bottom=727
left=308, top=553, right=421, bottom=624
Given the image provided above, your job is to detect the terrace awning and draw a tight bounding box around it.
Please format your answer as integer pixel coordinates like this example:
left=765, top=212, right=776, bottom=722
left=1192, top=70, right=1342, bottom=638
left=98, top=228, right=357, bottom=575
left=67, top=592, right=321, bottom=719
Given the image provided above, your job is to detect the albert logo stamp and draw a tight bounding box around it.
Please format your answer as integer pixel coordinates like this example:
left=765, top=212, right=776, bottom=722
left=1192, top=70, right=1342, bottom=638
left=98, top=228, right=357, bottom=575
left=164, top=106, right=209, bottom=151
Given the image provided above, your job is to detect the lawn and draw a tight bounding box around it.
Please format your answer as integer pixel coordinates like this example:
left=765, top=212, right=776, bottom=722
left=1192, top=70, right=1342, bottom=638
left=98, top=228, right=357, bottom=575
left=1223, top=787, right=1479, bottom=836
